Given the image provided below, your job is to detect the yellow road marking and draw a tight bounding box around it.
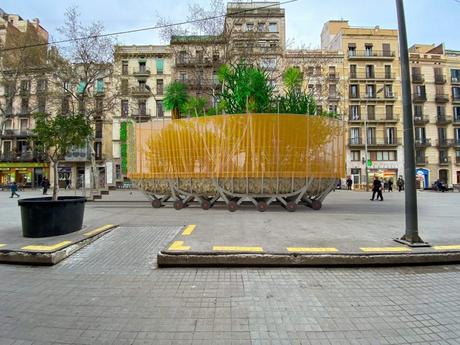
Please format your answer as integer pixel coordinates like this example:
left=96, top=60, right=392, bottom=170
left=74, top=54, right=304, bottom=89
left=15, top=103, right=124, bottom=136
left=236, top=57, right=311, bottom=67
left=84, top=224, right=115, bottom=237
left=182, top=224, right=196, bottom=236
left=213, top=246, right=264, bottom=252
left=287, top=247, right=338, bottom=253
left=22, top=241, right=73, bottom=252
left=360, top=247, right=411, bottom=252
left=433, top=245, right=460, bottom=250
left=0, top=244, right=6, bottom=248
left=168, top=241, right=191, bottom=251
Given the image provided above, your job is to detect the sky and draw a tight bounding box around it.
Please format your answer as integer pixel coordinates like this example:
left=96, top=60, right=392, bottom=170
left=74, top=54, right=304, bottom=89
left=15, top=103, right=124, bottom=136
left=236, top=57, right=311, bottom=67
left=1, top=0, right=459, bottom=50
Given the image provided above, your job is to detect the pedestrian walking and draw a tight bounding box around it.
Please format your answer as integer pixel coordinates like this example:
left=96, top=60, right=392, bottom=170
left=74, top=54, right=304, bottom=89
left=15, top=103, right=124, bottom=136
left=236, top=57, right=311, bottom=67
left=397, top=176, right=404, bottom=192
left=388, top=178, right=393, bottom=192
left=9, top=182, right=20, bottom=198
left=346, top=177, right=353, bottom=190
left=65, top=178, right=71, bottom=190
left=370, top=176, right=384, bottom=201
left=42, top=177, right=50, bottom=195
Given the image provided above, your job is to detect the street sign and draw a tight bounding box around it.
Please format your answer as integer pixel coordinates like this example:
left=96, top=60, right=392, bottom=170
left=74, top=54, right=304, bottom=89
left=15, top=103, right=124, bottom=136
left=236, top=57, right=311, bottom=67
left=367, top=159, right=372, bottom=167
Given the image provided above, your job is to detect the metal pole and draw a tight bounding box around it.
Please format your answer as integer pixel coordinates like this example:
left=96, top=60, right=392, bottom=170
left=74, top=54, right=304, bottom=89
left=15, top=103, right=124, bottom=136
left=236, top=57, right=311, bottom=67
left=395, top=0, right=427, bottom=246
left=364, top=100, right=369, bottom=192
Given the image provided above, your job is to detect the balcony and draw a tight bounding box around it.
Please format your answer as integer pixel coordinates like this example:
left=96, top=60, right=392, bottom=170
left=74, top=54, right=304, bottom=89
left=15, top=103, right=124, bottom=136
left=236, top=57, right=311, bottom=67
left=349, top=73, right=395, bottom=81
left=416, top=156, right=428, bottom=165
left=328, top=93, right=340, bottom=101
left=132, top=68, right=151, bottom=77
left=436, top=115, right=452, bottom=125
left=181, top=78, right=220, bottom=90
left=454, top=139, right=460, bottom=147
left=412, top=93, right=427, bottom=102
left=435, top=93, right=449, bottom=103
left=130, top=86, right=151, bottom=97
left=439, top=157, right=450, bottom=166
left=415, top=138, right=431, bottom=147
left=436, top=139, right=454, bottom=148
left=19, top=88, right=31, bottom=97
left=414, top=115, right=429, bottom=124
left=18, top=108, right=31, bottom=116
left=131, top=109, right=151, bottom=122
left=412, top=74, right=424, bottom=83
left=367, top=138, right=401, bottom=147
left=452, top=94, right=460, bottom=103
left=0, top=151, right=45, bottom=162
left=328, top=73, right=340, bottom=82
left=65, top=145, right=90, bottom=162
left=451, top=77, right=460, bottom=85
left=0, top=129, right=35, bottom=138
left=453, top=116, right=460, bottom=125
left=347, top=50, right=395, bottom=60
left=348, top=138, right=364, bottom=147
left=175, top=57, right=221, bottom=68
left=434, top=75, right=446, bottom=84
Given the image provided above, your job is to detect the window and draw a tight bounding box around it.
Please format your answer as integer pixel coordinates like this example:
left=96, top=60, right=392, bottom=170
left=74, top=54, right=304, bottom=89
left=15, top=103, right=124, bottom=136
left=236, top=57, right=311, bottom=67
left=20, top=118, right=28, bottom=131
left=367, top=105, right=375, bottom=120
left=365, top=65, right=374, bottom=78
left=77, top=80, right=86, bottom=94
left=121, top=79, right=128, bottom=95
left=414, top=105, right=423, bottom=116
left=96, top=98, right=103, bottom=115
left=456, top=150, right=460, bottom=164
left=156, top=79, right=163, bottom=95
left=367, top=127, right=376, bottom=144
left=416, top=149, right=425, bottom=163
left=4, top=119, right=12, bottom=129
left=415, top=127, right=426, bottom=143
left=329, top=84, right=337, bottom=97
left=350, top=105, right=360, bottom=120
left=122, top=61, right=128, bottom=75
left=382, top=43, right=391, bottom=57
left=38, top=96, right=46, bottom=113
left=138, top=61, right=146, bottom=73
left=348, top=44, right=356, bottom=57
left=384, top=84, right=393, bottom=98
left=121, top=100, right=129, bottom=117
left=212, top=52, right=220, bottom=62
left=454, top=107, right=460, bottom=121
left=351, top=151, right=360, bottom=161
left=245, top=23, right=254, bottom=32
left=385, top=65, right=392, bottom=79
left=370, top=151, right=396, bottom=161
left=96, top=79, right=104, bottom=93
left=451, top=69, right=460, bottom=82
left=415, top=85, right=425, bottom=96
left=366, top=84, right=376, bottom=98
left=350, top=128, right=360, bottom=144
left=94, top=142, right=102, bottom=160
left=21, top=98, right=29, bottom=113
left=329, top=105, right=338, bottom=114
left=156, top=101, right=164, bottom=117
left=61, top=96, right=70, bottom=114
left=386, top=105, right=394, bottom=120
left=438, top=127, right=447, bottom=142
left=156, top=58, right=164, bottom=74
left=437, top=105, right=446, bottom=117
left=95, top=121, right=103, bottom=139
left=455, top=128, right=460, bottom=144
left=20, top=80, right=30, bottom=93
left=268, top=22, right=277, bottom=32
left=180, top=72, right=187, bottom=82
left=439, top=150, right=448, bottom=163
left=307, top=66, right=314, bottom=76
left=258, top=23, right=265, bottom=32
left=138, top=100, right=147, bottom=116
left=365, top=44, right=373, bottom=56
left=350, top=85, right=359, bottom=98
left=37, top=79, right=47, bottom=92
left=350, top=65, right=357, bottom=78
left=453, top=87, right=460, bottom=99
left=2, top=140, right=12, bottom=154
left=386, top=127, right=396, bottom=144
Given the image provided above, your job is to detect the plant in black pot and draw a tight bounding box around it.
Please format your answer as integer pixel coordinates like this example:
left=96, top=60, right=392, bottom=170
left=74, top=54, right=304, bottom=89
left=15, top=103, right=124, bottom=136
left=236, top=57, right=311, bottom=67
left=18, top=112, right=93, bottom=238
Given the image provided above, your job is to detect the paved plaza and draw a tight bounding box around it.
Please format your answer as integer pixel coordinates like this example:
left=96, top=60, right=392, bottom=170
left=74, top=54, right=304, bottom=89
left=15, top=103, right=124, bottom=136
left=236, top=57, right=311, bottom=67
left=0, top=189, right=459, bottom=344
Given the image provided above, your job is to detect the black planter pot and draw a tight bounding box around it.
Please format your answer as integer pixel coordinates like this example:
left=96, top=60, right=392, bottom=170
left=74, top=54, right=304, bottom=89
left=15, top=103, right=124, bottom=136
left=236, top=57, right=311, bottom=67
left=18, top=196, right=86, bottom=238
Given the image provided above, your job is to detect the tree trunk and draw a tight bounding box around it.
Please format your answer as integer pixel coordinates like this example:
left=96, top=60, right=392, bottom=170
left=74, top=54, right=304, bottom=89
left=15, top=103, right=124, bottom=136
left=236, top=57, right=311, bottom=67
left=172, top=107, right=179, bottom=120
left=89, top=141, right=100, bottom=191
left=52, top=159, right=59, bottom=201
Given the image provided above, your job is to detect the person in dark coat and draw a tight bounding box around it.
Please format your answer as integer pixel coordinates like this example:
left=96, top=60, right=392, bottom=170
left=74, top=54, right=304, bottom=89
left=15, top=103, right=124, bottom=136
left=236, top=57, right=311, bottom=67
left=370, top=177, right=384, bottom=201
left=346, top=177, right=353, bottom=190
left=388, top=179, right=393, bottom=192
left=10, top=182, right=20, bottom=198
left=42, top=178, right=50, bottom=195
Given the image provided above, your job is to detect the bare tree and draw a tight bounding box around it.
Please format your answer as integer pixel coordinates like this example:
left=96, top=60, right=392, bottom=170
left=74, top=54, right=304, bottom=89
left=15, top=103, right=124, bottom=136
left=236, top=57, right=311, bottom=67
left=47, top=7, right=119, bottom=191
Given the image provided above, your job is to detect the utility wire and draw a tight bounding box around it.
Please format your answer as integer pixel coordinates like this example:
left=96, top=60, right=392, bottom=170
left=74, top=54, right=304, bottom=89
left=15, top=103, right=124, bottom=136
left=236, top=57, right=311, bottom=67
left=0, top=0, right=298, bottom=52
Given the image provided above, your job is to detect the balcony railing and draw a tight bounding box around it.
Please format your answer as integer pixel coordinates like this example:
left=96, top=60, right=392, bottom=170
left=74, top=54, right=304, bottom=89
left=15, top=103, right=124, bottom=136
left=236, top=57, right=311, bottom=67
left=328, top=73, right=340, bottom=82
left=435, top=93, right=449, bottom=103
left=412, top=74, right=424, bottom=83
left=452, top=94, right=460, bottom=103
left=328, top=93, right=340, bottom=101
left=414, top=115, right=429, bottom=124
left=131, top=86, right=151, bottom=97
left=367, top=138, right=401, bottom=146
left=349, top=73, right=395, bottom=80
left=348, top=50, right=395, bottom=59
left=415, top=138, right=431, bottom=147
left=175, top=57, right=221, bottom=67
left=439, top=157, right=450, bottom=165
left=0, top=151, right=46, bottom=162
left=416, top=156, right=428, bottom=165
left=436, top=115, right=452, bottom=125
left=132, top=109, right=151, bottom=122
left=454, top=139, right=460, bottom=147
left=65, top=145, right=91, bottom=162
left=434, top=75, right=446, bottom=84
left=132, top=68, right=151, bottom=77
left=348, top=138, right=363, bottom=146
left=451, top=77, right=460, bottom=84
left=0, top=129, right=35, bottom=137
left=454, top=116, right=460, bottom=124
left=436, top=139, right=454, bottom=147
left=412, top=93, right=427, bottom=102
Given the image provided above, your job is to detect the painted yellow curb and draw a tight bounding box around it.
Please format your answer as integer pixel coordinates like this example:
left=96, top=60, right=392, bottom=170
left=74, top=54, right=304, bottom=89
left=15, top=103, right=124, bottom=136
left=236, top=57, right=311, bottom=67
left=22, top=241, right=73, bottom=252
left=168, top=241, right=191, bottom=251
left=360, top=247, right=411, bottom=252
left=287, top=247, right=338, bottom=253
left=84, top=224, right=115, bottom=237
left=433, top=245, right=460, bottom=250
left=213, top=246, right=264, bottom=252
left=182, top=224, right=196, bottom=236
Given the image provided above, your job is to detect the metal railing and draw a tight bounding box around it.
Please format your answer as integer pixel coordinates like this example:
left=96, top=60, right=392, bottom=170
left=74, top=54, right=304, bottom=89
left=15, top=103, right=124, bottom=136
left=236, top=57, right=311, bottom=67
left=434, top=75, right=446, bottom=84
left=348, top=50, right=395, bottom=58
left=436, top=115, right=452, bottom=124
left=416, top=156, right=428, bottom=165
left=411, top=74, right=424, bottom=83
left=435, top=93, right=449, bottom=103
left=0, top=151, right=46, bottom=162
left=415, top=138, right=431, bottom=146
left=412, top=93, right=427, bottom=102
left=132, top=68, right=151, bottom=76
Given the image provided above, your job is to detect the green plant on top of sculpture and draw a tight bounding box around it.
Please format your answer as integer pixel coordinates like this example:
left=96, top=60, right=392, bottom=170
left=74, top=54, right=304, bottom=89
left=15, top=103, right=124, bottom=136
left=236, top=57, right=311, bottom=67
left=164, top=81, right=188, bottom=119
left=183, top=96, right=208, bottom=117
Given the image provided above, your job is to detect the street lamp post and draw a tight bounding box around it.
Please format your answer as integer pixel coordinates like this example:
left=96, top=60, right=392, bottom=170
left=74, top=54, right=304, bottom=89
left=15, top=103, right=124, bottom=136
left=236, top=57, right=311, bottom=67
left=394, top=0, right=428, bottom=246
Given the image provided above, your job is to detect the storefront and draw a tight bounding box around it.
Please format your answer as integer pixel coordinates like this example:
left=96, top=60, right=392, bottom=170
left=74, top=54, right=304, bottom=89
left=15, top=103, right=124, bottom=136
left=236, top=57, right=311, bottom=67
left=416, top=168, right=429, bottom=189
left=0, top=163, right=49, bottom=188
left=368, top=167, right=399, bottom=189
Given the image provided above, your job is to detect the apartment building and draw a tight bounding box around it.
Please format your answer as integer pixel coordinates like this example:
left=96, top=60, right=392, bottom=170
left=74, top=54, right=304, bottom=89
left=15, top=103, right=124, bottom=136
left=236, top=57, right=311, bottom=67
left=0, top=9, right=49, bottom=187
left=448, top=49, right=460, bottom=184
left=321, top=20, right=403, bottom=188
left=113, top=45, right=172, bottom=176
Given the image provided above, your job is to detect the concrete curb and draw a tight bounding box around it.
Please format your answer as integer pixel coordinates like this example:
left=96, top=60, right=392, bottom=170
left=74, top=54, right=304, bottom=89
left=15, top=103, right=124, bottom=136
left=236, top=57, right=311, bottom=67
left=157, top=251, right=460, bottom=267
left=0, top=225, right=118, bottom=265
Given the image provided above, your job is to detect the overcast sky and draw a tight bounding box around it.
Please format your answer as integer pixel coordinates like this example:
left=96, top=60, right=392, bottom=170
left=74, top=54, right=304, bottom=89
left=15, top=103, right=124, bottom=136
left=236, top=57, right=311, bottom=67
left=2, top=0, right=459, bottom=50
